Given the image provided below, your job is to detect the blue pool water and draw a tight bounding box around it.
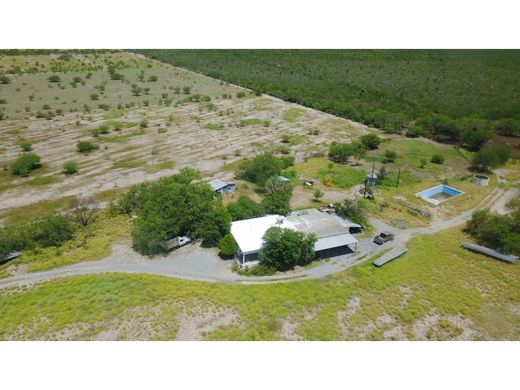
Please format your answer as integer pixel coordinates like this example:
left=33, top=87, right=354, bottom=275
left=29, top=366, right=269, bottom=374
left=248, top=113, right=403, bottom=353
left=416, top=184, right=463, bottom=205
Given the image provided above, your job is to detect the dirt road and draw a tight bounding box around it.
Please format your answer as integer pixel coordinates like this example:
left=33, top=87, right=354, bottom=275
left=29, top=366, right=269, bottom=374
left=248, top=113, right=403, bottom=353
left=0, top=177, right=516, bottom=289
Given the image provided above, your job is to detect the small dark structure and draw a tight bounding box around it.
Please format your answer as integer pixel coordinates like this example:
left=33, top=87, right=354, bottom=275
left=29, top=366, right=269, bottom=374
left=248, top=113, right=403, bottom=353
left=373, top=246, right=407, bottom=267
left=209, top=179, right=236, bottom=195
left=0, top=251, right=21, bottom=265
left=462, top=243, right=518, bottom=264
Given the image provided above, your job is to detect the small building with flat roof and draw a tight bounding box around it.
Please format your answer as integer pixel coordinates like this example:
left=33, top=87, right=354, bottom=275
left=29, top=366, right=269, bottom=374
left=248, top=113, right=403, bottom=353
left=230, top=208, right=359, bottom=266
left=209, top=178, right=236, bottom=195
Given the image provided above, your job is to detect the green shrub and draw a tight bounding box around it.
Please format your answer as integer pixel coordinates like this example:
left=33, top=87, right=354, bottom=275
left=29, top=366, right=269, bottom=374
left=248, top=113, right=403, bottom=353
left=148, top=75, right=158, bottom=82
left=48, top=75, right=61, bottom=83
left=360, top=133, right=382, bottom=150
left=63, top=161, right=79, bottom=175
left=472, top=145, right=511, bottom=172
left=237, top=152, right=284, bottom=186
left=406, top=125, right=428, bottom=138
left=465, top=205, right=520, bottom=256
left=227, top=196, right=265, bottom=220
left=233, top=263, right=276, bottom=276
left=262, top=186, right=292, bottom=215
left=430, top=154, right=444, bottom=164
left=19, top=140, right=33, bottom=152
left=76, top=141, right=99, bottom=154
left=90, top=93, right=99, bottom=101
left=328, top=142, right=354, bottom=163
left=139, top=119, right=148, bottom=129
left=32, top=213, right=76, bottom=248
left=259, top=227, right=316, bottom=271
left=382, top=150, right=398, bottom=163
left=334, top=198, right=368, bottom=226
left=0, top=75, right=10, bottom=84
left=218, top=233, right=237, bottom=258
left=11, top=153, right=41, bottom=176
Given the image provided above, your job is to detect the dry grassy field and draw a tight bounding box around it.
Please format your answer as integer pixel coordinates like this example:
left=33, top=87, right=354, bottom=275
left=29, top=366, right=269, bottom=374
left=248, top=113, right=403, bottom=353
left=0, top=52, right=369, bottom=215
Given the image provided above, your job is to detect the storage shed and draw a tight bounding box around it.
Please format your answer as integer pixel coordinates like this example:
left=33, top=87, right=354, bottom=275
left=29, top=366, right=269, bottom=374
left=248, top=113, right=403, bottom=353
left=209, top=178, right=236, bottom=195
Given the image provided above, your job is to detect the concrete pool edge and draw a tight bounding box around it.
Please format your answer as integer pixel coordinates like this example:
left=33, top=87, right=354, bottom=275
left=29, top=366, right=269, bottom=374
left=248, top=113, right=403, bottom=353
left=415, top=184, right=464, bottom=206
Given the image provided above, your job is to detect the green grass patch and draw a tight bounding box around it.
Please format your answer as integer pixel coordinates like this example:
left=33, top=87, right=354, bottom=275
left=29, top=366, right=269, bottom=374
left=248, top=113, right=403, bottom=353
left=104, top=110, right=125, bottom=120
left=295, top=158, right=365, bottom=189
left=147, top=160, right=174, bottom=173
left=283, top=108, right=305, bottom=122
left=366, top=139, right=469, bottom=176
left=239, top=118, right=270, bottom=127
left=0, top=196, right=74, bottom=224
left=25, top=175, right=61, bottom=186
left=112, top=156, right=146, bottom=170
left=105, top=128, right=144, bottom=143
left=203, top=123, right=225, bottom=131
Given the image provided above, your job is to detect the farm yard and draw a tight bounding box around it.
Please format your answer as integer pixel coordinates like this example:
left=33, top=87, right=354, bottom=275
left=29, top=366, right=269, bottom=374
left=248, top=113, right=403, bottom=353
left=0, top=50, right=519, bottom=341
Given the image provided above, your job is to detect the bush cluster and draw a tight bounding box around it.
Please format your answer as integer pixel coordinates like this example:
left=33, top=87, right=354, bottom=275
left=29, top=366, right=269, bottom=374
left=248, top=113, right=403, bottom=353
left=0, top=213, right=76, bottom=260
left=11, top=153, right=41, bottom=176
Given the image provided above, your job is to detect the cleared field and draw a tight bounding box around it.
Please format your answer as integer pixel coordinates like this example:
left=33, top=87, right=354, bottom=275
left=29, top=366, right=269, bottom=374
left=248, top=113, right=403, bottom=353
left=0, top=228, right=518, bottom=340
left=0, top=51, right=369, bottom=214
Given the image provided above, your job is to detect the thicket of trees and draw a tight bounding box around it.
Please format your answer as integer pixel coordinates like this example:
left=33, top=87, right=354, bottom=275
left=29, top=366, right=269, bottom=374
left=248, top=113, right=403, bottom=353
left=0, top=213, right=76, bottom=260
left=136, top=50, right=520, bottom=149
left=471, top=145, right=511, bottom=172
left=258, top=227, right=316, bottom=271
left=111, top=168, right=232, bottom=255
left=465, top=197, right=520, bottom=256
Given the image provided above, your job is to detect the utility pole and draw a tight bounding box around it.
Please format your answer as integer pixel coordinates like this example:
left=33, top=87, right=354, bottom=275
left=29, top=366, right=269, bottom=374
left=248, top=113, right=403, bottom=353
left=396, top=168, right=401, bottom=188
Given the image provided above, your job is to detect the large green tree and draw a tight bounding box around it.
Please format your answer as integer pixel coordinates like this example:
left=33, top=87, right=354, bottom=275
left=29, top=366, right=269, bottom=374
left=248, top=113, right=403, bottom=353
left=259, top=227, right=316, bottom=271
left=129, top=169, right=232, bottom=255
left=237, top=152, right=285, bottom=186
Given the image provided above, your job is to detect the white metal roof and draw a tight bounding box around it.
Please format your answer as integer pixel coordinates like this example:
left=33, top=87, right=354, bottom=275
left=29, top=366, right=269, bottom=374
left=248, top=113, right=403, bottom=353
left=230, top=215, right=296, bottom=254
left=231, top=210, right=359, bottom=255
left=209, top=178, right=232, bottom=191
left=314, top=233, right=358, bottom=251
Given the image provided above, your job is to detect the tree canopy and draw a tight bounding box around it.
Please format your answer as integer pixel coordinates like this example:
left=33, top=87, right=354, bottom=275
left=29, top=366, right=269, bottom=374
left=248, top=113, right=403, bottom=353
left=125, top=169, right=232, bottom=255
left=259, top=227, right=316, bottom=271
left=237, top=152, right=293, bottom=186
left=227, top=195, right=265, bottom=221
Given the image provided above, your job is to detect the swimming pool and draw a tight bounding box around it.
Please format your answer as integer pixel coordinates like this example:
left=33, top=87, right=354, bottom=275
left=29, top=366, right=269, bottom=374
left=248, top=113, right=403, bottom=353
left=416, top=184, right=463, bottom=205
